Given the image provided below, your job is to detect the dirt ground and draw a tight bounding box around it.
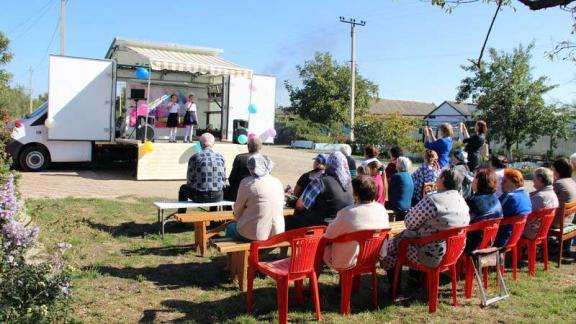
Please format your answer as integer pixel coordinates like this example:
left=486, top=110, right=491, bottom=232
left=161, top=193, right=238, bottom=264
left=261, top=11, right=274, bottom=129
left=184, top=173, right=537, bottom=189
left=19, top=145, right=534, bottom=199
left=19, top=146, right=319, bottom=200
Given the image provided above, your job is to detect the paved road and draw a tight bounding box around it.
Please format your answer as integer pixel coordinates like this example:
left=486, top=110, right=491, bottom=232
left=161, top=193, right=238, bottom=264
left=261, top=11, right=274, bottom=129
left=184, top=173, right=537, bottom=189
left=19, top=146, right=319, bottom=200
left=19, top=145, right=533, bottom=199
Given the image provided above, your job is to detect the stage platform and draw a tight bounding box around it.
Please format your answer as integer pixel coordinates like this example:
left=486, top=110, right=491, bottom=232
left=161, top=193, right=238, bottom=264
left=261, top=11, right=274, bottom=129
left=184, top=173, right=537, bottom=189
left=117, top=139, right=247, bottom=180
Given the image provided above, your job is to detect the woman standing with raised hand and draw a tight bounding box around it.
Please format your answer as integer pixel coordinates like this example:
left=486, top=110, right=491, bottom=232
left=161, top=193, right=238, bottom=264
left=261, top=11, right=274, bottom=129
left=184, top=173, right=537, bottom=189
left=183, top=94, right=198, bottom=143
left=166, top=93, right=181, bottom=143
left=460, top=121, right=487, bottom=171
left=424, top=123, right=453, bottom=169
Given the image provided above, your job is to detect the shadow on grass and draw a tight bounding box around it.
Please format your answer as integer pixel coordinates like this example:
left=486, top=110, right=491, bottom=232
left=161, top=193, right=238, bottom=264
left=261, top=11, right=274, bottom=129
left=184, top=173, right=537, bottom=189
left=82, top=219, right=193, bottom=237
left=139, top=285, right=333, bottom=323
left=123, top=244, right=197, bottom=257
left=90, top=257, right=235, bottom=290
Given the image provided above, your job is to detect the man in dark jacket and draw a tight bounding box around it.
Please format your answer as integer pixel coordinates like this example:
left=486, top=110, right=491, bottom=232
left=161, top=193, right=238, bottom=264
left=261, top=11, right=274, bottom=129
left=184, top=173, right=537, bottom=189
left=226, top=137, right=262, bottom=200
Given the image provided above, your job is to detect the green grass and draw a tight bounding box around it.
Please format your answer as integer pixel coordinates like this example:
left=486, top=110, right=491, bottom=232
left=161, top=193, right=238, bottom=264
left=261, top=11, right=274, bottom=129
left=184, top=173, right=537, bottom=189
left=26, top=197, right=576, bottom=323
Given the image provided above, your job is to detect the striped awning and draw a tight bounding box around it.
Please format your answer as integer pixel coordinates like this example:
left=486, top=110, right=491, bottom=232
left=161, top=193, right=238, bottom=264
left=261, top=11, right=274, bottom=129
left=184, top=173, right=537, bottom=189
left=127, top=45, right=252, bottom=78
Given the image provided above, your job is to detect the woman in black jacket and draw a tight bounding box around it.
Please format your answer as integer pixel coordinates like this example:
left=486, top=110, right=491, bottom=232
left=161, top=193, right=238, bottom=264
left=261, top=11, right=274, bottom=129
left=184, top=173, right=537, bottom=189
left=460, top=120, right=487, bottom=171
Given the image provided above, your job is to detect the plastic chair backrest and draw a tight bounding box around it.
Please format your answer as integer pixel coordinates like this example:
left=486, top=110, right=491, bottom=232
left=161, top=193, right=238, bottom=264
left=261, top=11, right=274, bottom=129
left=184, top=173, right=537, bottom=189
left=439, top=227, right=468, bottom=267
left=466, top=218, right=501, bottom=249
left=499, top=215, right=527, bottom=248
left=332, top=229, right=390, bottom=271
left=528, top=208, right=556, bottom=240
left=289, top=227, right=326, bottom=274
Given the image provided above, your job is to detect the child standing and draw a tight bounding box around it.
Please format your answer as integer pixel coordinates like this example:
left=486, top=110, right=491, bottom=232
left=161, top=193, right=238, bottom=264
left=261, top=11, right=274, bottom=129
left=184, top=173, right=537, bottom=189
left=183, top=94, right=198, bottom=143
left=166, top=93, right=180, bottom=143
left=368, top=161, right=387, bottom=205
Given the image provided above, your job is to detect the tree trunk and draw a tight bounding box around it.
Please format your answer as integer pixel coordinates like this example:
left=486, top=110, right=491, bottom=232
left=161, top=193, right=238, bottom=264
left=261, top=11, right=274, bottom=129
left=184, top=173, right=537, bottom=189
left=505, top=141, right=513, bottom=163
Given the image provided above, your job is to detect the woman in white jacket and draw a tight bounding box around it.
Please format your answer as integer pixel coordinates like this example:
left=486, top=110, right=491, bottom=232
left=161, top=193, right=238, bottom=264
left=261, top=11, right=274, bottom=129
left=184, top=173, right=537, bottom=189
left=226, top=154, right=285, bottom=241
left=323, top=176, right=390, bottom=270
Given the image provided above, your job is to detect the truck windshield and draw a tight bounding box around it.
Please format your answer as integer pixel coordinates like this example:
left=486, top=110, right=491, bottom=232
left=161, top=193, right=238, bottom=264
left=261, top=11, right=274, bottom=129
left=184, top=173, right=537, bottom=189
left=25, top=102, right=48, bottom=120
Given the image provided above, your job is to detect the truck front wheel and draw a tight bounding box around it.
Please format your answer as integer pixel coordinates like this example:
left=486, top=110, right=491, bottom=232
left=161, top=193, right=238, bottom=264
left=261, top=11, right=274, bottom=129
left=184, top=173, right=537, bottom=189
left=19, top=145, right=50, bottom=172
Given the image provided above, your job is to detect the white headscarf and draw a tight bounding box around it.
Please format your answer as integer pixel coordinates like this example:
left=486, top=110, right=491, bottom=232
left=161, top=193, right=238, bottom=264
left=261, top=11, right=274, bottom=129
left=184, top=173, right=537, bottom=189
left=247, top=154, right=274, bottom=178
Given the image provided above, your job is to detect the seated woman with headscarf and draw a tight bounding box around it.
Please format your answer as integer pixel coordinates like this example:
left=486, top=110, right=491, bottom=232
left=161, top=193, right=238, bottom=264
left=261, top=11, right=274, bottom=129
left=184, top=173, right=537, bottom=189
left=286, top=152, right=354, bottom=230
left=225, top=154, right=285, bottom=241
left=381, top=168, right=470, bottom=281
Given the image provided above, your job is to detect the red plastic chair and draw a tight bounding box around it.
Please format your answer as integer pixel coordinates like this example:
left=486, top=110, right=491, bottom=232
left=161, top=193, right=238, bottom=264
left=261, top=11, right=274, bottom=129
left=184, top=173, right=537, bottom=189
left=517, top=208, right=556, bottom=276
left=392, top=227, right=467, bottom=313
left=463, top=218, right=501, bottom=299
left=246, top=226, right=326, bottom=324
left=325, top=229, right=390, bottom=315
left=497, top=215, right=527, bottom=280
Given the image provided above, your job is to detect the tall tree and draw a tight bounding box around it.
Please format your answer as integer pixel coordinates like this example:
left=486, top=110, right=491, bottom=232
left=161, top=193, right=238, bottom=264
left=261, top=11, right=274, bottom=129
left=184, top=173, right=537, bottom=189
left=457, top=44, right=557, bottom=156
left=0, top=32, right=14, bottom=117
left=285, top=52, right=378, bottom=124
left=535, top=103, right=575, bottom=159
left=355, top=113, right=423, bottom=153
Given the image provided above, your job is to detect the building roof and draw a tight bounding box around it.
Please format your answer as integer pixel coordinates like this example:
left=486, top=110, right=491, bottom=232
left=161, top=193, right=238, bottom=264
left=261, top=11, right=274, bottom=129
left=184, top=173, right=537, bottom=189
left=369, top=98, right=436, bottom=117
left=444, top=101, right=477, bottom=116
left=105, top=38, right=252, bottom=78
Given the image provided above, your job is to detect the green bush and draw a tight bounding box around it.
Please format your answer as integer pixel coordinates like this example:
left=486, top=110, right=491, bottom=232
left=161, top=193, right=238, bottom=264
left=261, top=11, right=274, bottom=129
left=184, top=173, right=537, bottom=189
left=276, top=119, right=346, bottom=144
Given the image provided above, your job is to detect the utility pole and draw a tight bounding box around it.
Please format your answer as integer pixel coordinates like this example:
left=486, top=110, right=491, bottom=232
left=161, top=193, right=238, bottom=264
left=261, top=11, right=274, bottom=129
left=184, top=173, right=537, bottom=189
left=60, top=0, right=66, bottom=55
left=339, top=17, right=365, bottom=143
left=28, top=67, right=33, bottom=114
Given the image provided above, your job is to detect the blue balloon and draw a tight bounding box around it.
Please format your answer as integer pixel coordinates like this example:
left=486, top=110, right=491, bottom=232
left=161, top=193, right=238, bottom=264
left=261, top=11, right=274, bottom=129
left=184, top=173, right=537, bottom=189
left=195, top=142, right=202, bottom=152
left=248, top=104, right=257, bottom=114
left=135, top=67, right=150, bottom=80
left=237, top=134, right=248, bottom=144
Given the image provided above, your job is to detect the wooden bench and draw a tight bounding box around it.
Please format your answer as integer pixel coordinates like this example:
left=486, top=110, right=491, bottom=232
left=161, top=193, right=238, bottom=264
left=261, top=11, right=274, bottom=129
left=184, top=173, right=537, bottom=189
left=153, top=200, right=235, bottom=239
left=212, top=220, right=407, bottom=291
left=212, top=239, right=291, bottom=291
left=175, top=208, right=295, bottom=256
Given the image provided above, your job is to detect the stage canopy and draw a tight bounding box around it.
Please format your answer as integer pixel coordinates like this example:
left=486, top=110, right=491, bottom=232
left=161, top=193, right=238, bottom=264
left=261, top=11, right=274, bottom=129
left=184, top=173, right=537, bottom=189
left=106, top=38, right=252, bottom=78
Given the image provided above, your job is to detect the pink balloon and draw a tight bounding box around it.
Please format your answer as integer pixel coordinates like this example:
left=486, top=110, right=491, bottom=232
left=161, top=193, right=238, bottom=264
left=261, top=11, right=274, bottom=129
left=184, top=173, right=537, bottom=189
left=137, top=103, right=149, bottom=116
left=266, top=128, right=277, bottom=137
left=247, top=133, right=257, bottom=139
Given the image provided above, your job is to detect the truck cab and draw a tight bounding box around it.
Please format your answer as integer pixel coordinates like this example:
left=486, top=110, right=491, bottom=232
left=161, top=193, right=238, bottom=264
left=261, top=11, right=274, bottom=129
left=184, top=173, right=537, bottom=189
left=8, top=102, right=93, bottom=171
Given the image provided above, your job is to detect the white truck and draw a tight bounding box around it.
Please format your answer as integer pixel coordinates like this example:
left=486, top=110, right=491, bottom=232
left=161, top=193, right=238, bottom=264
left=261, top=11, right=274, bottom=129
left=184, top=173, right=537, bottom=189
left=8, top=42, right=277, bottom=176
left=8, top=55, right=118, bottom=171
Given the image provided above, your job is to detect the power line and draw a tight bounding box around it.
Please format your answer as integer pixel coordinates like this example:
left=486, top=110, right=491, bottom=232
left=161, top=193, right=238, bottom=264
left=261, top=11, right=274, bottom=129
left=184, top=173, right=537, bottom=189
left=33, top=18, right=60, bottom=71
left=10, top=0, right=57, bottom=42
left=6, top=0, right=54, bottom=35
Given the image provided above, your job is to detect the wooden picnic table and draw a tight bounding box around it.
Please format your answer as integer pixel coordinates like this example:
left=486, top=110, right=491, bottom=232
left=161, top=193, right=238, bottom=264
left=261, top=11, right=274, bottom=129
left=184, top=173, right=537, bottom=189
left=212, top=220, right=407, bottom=291
left=153, top=200, right=235, bottom=238
left=175, top=208, right=295, bottom=257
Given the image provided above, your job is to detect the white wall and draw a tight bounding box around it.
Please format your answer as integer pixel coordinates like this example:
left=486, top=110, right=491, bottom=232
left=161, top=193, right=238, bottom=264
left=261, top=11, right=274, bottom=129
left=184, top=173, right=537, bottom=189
left=227, top=74, right=276, bottom=143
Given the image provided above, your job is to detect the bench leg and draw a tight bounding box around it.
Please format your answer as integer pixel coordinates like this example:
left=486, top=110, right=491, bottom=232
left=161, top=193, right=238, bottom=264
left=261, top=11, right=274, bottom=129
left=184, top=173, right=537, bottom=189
left=160, top=210, right=165, bottom=239
left=229, top=251, right=249, bottom=292
left=194, top=221, right=208, bottom=257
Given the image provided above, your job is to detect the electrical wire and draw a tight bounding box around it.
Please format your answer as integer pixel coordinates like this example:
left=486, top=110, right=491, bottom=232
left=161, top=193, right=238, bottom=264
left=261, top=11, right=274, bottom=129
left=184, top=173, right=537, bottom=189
left=10, top=0, right=57, bottom=42
left=33, top=18, right=60, bottom=71
left=5, top=0, right=54, bottom=35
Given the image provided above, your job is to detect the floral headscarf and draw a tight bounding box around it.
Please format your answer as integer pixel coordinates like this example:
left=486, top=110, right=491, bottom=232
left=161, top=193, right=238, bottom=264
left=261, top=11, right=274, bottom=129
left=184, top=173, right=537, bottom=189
left=247, top=154, right=274, bottom=178
left=325, top=152, right=351, bottom=189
